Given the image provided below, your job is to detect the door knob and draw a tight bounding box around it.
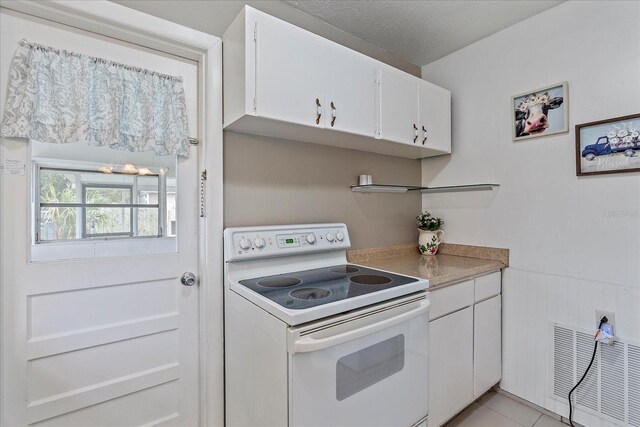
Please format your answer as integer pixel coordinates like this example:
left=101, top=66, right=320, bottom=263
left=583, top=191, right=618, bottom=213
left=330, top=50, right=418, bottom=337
left=181, top=272, right=197, bottom=287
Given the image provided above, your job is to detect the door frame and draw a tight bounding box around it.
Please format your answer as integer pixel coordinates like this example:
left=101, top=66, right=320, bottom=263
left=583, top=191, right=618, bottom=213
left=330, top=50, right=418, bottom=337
left=0, top=1, right=224, bottom=426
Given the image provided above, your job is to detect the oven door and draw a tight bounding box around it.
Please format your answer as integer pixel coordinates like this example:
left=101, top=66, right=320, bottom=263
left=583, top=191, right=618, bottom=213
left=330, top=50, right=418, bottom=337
left=288, top=295, right=429, bottom=427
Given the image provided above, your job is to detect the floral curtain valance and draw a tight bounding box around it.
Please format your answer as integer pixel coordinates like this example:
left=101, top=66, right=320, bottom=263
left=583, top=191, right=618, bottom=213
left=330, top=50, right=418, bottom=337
left=1, top=40, right=190, bottom=158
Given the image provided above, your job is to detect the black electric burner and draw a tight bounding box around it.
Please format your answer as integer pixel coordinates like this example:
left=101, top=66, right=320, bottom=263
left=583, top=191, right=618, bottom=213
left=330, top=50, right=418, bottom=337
left=239, top=264, right=418, bottom=310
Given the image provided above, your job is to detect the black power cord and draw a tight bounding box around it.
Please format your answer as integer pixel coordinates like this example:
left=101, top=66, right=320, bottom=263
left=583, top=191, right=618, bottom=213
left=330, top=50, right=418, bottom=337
left=568, top=316, right=607, bottom=427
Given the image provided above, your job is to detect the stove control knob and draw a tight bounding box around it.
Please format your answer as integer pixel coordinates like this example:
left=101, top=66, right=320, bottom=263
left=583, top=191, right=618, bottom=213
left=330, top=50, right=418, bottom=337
left=239, top=237, right=251, bottom=250
left=326, top=232, right=335, bottom=242
left=254, top=237, right=266, bottom=249
left=306, top=233, right=316, bottom=244
left=336, top=231, right=344, bottom=242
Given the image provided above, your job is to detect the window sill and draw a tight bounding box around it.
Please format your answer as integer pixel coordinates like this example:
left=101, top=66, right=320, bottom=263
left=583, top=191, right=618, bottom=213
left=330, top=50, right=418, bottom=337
left=30, top=237, right=177, bottom=262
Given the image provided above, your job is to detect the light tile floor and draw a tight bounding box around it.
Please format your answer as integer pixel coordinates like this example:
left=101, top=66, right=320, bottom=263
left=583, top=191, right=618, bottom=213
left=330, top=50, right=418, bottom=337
left=444, top=391, right=568, bottom=427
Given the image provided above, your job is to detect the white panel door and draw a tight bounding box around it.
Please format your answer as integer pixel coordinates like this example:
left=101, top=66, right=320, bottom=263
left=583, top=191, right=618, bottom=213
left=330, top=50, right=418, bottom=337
left=419, top=82, right=451, bottom=153
left=1, top=11, right=202, bottom=427
left=324, top=45, right=375, bottom=137
left=428, top=307, right=474, bottom=427
left=255, top=14, right=326, bottom=128
left=378, top=67, right=420, bottom=145
left=474, top=295, right=502, bottom=396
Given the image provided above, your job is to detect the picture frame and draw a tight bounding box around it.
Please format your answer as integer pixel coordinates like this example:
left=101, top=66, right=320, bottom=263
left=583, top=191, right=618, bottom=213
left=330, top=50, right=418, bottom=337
left=575, top=113, right=640, bottom=176
left=512, top=81, right=569, bottom=141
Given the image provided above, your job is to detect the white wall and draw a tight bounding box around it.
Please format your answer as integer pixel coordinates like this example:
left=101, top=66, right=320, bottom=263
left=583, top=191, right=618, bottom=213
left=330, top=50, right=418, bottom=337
left=421, top=2, right=640, bottom=425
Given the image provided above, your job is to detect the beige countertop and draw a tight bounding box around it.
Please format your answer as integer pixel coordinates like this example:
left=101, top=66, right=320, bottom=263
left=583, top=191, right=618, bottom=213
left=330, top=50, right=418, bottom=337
left=347, top=243, right=509, bottom=289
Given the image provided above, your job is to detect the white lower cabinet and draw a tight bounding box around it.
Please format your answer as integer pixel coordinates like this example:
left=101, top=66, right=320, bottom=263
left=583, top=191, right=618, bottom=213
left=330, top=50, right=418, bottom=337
left=428, top=306, right=474, bottom=427
left=474, top=295, right=502, bottom=395
left=428, top=272, right=502, bottom=427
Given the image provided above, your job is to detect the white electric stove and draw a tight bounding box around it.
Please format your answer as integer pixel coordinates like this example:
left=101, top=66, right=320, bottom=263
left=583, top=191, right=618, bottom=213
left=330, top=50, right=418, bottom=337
left=224, top=224, right=430, bottom=427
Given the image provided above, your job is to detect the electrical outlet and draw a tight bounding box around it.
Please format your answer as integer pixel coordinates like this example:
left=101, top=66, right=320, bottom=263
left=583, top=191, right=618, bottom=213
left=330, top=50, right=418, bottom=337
left=596, top=310, right=615, bottom=334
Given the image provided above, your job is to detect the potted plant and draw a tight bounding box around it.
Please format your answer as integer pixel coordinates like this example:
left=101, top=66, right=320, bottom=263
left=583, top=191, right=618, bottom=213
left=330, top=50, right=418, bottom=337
left=416, top=211, right=444, bottom=255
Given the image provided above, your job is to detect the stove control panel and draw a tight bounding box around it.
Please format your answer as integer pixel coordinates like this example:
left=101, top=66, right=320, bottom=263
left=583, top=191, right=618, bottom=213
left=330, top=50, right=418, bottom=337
left=224, top=223, right=350, bottom=261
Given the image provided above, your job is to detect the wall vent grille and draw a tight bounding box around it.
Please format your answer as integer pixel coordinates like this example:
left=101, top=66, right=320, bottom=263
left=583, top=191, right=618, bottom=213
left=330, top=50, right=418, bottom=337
left=553, top=326, right=574, bottom=400
left=629, top=344, right=640, bottom=427
left=576, top=331, right=598, bottom=412
left=552, top=323, right=639, bottom=426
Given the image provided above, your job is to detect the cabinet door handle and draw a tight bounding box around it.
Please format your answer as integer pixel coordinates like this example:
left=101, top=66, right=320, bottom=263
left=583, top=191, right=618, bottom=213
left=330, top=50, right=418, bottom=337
left=413, top=124, right=418, bottom=143
left=422, top=126, right=427, bottom=145
left=330, top=101, right=337, bottom=127
left=315, top=98, right=322, bottom=125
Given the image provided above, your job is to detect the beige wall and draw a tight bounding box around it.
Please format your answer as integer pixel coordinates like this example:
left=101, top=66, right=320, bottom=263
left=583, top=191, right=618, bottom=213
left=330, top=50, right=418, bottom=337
left=224, top=132, right=422, bottom=249
left=114, top=0, right=423, bottom=248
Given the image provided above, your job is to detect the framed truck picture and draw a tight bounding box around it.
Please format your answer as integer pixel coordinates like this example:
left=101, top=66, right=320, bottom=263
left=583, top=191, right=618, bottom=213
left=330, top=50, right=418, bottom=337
left=576, top=113, right=640, bottom=176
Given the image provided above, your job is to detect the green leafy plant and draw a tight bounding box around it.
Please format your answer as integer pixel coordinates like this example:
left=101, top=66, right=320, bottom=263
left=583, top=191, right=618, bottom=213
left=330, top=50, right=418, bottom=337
left=416, top=211, right=443, bottom=231
left=40, top=172, right=77, bottom=239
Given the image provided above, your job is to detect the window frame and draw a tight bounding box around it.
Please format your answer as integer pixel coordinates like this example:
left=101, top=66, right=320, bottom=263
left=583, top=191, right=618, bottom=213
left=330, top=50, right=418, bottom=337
left=81, top=182, right=135, bottom=238
left=33, top=158, right=168, bottom=244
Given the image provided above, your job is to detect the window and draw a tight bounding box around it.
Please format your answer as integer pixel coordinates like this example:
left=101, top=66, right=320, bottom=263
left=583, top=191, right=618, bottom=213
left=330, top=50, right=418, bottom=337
left=335, top=334, right=405, bottom=401
left=35, top=161, right=175, bottom=243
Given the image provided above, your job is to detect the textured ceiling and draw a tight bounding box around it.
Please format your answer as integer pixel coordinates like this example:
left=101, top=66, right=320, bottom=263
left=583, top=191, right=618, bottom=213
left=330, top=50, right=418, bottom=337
left=284, top=0, right=564, bottom=66
left=113, top=0, right=420, bottom=74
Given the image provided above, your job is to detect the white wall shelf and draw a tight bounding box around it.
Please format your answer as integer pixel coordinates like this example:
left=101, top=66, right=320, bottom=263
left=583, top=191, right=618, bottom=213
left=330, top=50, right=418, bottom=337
left=420, top=184, right=499, bottom=194
left=351, top=184, right=423, bottom=193
left=351, top=184, right=499, bottom=194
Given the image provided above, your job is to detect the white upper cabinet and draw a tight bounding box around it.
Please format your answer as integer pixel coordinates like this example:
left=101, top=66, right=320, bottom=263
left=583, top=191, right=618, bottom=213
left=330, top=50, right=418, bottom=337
left=376, top=68, right=451, bottom=154
left=223, top=6, right=450, bottom=159
left=377, top=66, right=420, bottom=146
left=255, top=15, right=326, bottom=128
left=419, top=81, right=451, bottom=153
left=324, top=45, right=376, bottom=137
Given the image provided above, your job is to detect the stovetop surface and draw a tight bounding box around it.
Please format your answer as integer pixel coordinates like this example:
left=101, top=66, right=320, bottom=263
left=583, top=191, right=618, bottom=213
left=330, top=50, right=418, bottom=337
left=238, top=264, right=418, bottom=310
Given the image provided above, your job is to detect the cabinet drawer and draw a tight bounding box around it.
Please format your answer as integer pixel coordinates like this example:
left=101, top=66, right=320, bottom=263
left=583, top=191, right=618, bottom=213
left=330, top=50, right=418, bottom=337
left=474, top=271, right=501, bottom=302
left=428, top=280, right=474, bottom=320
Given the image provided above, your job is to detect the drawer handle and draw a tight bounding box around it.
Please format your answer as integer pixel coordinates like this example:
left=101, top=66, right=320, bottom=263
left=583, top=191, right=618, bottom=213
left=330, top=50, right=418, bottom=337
left=315, top=98, right=322, bottom=125
left=292, top=299, right=430, bottom=354
left=330, top=101, right=337, bottom=127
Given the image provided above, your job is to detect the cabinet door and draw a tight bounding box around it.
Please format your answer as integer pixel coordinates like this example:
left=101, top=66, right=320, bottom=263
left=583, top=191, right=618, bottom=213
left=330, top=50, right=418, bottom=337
left=255, top=16, right=326, bottom=127
left=324, top=45, right=375, bottom=137
left=429, top=307, right=474, bottom=427
left=474, top=295, right=502, bottom=396
left=419, top=82, right=451, bottom=153
left=378, top=67, right=420, bottom=145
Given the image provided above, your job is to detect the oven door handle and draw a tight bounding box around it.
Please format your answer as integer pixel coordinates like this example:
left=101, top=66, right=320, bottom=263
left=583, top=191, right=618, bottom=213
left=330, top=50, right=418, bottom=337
left=293, top=300, right=430, bottom=354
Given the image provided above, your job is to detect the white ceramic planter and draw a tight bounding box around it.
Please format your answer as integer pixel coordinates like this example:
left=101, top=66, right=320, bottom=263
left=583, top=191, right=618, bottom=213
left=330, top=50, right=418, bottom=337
left=418, top=229, right=444, bottom=255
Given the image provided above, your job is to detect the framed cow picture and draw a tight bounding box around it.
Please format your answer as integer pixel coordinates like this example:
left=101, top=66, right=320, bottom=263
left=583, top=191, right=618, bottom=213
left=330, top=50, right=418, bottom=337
left=575, top=113, right=640, bottom=176
left=512, top=82, right=569, bottom=141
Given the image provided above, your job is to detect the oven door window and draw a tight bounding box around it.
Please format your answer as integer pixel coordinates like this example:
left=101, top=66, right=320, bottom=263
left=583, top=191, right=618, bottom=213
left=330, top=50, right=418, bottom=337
left=336, top=334, right=404, bottom=401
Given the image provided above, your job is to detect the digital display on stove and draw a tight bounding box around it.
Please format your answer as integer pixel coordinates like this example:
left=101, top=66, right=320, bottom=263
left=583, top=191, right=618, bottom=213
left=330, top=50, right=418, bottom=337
left=277, top=234, right=301, bottom=248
